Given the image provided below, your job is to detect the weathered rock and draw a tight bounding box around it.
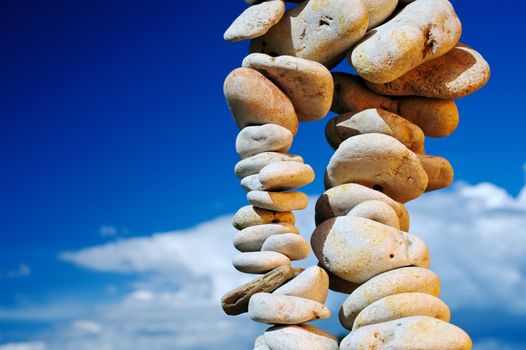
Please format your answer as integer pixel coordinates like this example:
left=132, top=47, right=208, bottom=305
left=264, top=324, right=339, bottom=350
left=340, top=267, right=441, bottom=327
left=221, top=265, right=303, bottom=315
left=274, top=266, right=329, bottom=303
left=259, top=161, right=315, bottom=191
left=347, top=199, right=400, bottom=229
left=362, top=0, right=399, bottom=29
left=261, top=233, right=310, bottom=260
left=250, top=0, right=369, bottom=66
left=235, top=152, right=304, bottom=179
left=326, top=133, right=428, bottom=203
left=242, top=53, right=334, bottom=121
left=224, top=68, right=298, bottom=135
left=233, top=251, right=291, bottom=274
left=236, top=124, right=293, bottom=158
left=418, top=154, right=454, bottom=192
left=234, top=223, right=299, bottom=252
left=366, top=44, right=491, bottom=99
left=248, top=191, right=308, bottom=211
left=340, top=316, right=472, bottom=350
left=325, top=108, right=425, bottom=153
left=224, top=1, right=285, bottom=42
left=241, top=174, right=265, bottom=191
left=233, top=205, right=295, bottom=230
left=350, top=0, right=462, bottom=83
left=254, top=335, right=271, bottom=350
left=248, top=293, right=330, bottom=324
left=353, top=292, right=451, bottom=330
left=315, top=183, right=410, bottom=231
left=311, top=216, right=430, bottom=284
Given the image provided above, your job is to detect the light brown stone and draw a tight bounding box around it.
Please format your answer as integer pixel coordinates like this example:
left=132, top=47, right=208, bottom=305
left=233, top=251, right=291, bottom=274
left=234, top=223, right=299, bottom=252
left=362, top=0, right=398, bottom=29
left=232, top=205, right=295, bottom=230
left=248, top=293, right=330, bottom=324
left=235, top=152, right=304, bottom=179
left=418, top=154, right=454, bottom=192
left=347, top=199, right=400, bottom=229
left=248, top=191, right=308, bottom=211
left=261, top=233, right=310, bottom=260
left=259, top=161, right=315, bottom=191
left=274, top=266, right=329, bottom=303
left=236, top=124, right=293, bottom=158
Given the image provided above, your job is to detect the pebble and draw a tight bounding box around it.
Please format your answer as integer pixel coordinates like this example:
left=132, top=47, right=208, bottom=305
left=248, top=191, right=308, bottom=211
left=353, top=292, right=451, bottom=330
left=273, top=266, right=329, bottom=303
left=224, top=0, right=285, bottom=42
left=362, top=0, right=399, bottom=29
left=366, top=44, right=491, bottom=99
left=236, top=124, right=293, bottom=158
left=234, top=223, right=299, bottom=252
left=259, top=161, right=315, bottom=191
left=233, top=251, right=291, bottom=274
left=261, top=233, right=310, bottom=260
left=347, top=199, right=400, bottom=229
left=243, top=53, right=334, bottom=121
left=248, top=293, right=330, bottom=324
left=350, top=0, right=462, bottom=83
left=232, top=205, right=295, bottom=230
left=311, top=216, right=430, bottom=284
left=264, top=324, right=339, bottom=350
left=253, top=335, right=271, bottom=350
left=221, top=265, right=303, bottom=315
left=235, top=152, right=304, bottom=179
left=250, top=0, right=369, bottom=66
left=340, top=267, right=441, bottom=328
left=224, top=68, right=298, bottom=135
left=340, top=316, right=472, bottom=350
left=241, top=174, right=265, bottom=191
left=418, top=154, right=454, bottom=192
left=326, top=133, right=428, bottom=203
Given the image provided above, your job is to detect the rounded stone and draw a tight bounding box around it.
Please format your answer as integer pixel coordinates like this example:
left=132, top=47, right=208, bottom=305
left=362, top=0, right=398, bottom=29
left=236, top=124, right=293, bottom=158
left=248, top=293, right=330, bottom=324
left=347, top=199, right=400, bottom=229
left=224, top=68, right=298, bottom=135
left=232, top=205, right=295, bottom=230
left=247, top=191, right=308, bottom=211
left=311, top=216, right=430, bottom=284
left=235, top=152, right=304, bottom=179
left=398, top=97, right=459, bottom=138
left=234, top=223, right=299, bottom=252
left=418, top=154, right=454, bottom=192
left=254, top=335, right=271, bottom=350
left=241, top=174, right=265, bottom=192
left=259, top=161, right=315, bottom=191
left=242, top=53, right=334, bottom=121
left=264, top=324, right=338, bottom=350
left=273, top=266, right=329, bottom=303
left=326, top=133, right=428, bottom=203
left=262, top=233, right=310, bottom=261
left=233, top=251, right=291, bottom=274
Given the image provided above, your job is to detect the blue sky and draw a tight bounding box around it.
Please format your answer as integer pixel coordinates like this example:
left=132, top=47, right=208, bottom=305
left=1, top=1, right=525, bottom=349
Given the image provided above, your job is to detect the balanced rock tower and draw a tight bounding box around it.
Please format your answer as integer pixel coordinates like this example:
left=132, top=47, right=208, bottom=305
left=221, top=0, right=490, bottom=349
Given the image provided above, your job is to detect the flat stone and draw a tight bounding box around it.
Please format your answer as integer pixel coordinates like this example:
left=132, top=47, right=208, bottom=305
left=235, top=152, right=304, bottom=179
left=232, top=205, right=295, bottom=230
left=221, top=265, right=303, bottom=315
left=241, top=174, right=265, bottom=191
left=224, top=68, right=298, bottom=135
left=418, top=154, right=454, bottom=192
left=264, top=324, right=338, bottom=350
left=366, top=44, right=491, bottom=99
left=236, top=124, right=293, bottom=158
left=350, top=0, right=462, bottom=83
left=261, top=233, right=310, bottom=261
left=315, top=183, right=410, bottom=231
left=234, top=223, right=299, bottom=252
left=248, top=191, right=308, bottom=211
left=362, top=0, right=398, bottom=29
left=249, top=293, right=330, bottom=324
left=340, top=267, right=441, bottom=328
left=340, top=316, right=472, bottom=350
left=311, top=216, right=429, bottom=284
left=250, top=0, right=368, bottom=66
left=233, top=251, right=291, bottom=274
left=224, top=0, right=285, bottom=42
left=242, top=53, right=334, bottom=121
left=347, top=199, right=400, bottom=229
left=326, top=133, right=428, bottom=203
left=353, top=292, right=451, bottom=330
left=259, top=161, right=315, bottom=191
left=273, top=266, right=329, bottom=303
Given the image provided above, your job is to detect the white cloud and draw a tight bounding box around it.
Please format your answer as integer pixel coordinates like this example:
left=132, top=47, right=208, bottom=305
left=475, top=339, right=525, bottom=350
left=0, top=342, right=46, bottom=350
left=0, top=264, right=31, bottom=279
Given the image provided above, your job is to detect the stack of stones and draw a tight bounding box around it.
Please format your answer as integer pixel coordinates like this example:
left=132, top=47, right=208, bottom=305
left=221, top=0, right=490, bottom=349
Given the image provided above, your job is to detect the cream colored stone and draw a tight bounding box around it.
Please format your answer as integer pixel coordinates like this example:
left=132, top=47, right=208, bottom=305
left=262, top=233, right=310, bottom=260
left=326, top=134, right=428, bottom=203
left=315, top=183, right=409, bottom=231
left=248, top=293, right=330, bottom=324
left=224, top=68, right=298, bottom=135
left=250, top=0, right=369, bottom=66
left=224, top=0, right=285, bottom=42
left=234, top=223, right=299, bottom=252
left=242, top=53, right=334, bottom=121
left=248, top=191, right=308, bottom=211
left=259, top=161, right=315, bottom=191
left=340, top=267, right=441, bottom=328
left=254, top=335, right=271, bottom=350
left=347, top=199, right=400, bottom=229
left=311, top=216, right=429, bottom=284
left=233, top=251, right=291, bottom=274
left=418, top=154, right=454, bottom=192
left=273, top=266, right=329, bottom=303
left=236, top=124, right=293, bottom=158
left=350, top=0, right=462, bottom=83
left=362, top=0, right=398, bottom=29
left=241, top=174, right=265, bottom=192
left=366, top=44, right=491, bottom=99
left=264, top=324, right=338, bottom=350
left=353, top=292, right=451, bottom=330
left=235, top=152, right=304, bottom=179
left=233, top=206, right=295, bottom=230
left=340, top=316, right=472, bottom=350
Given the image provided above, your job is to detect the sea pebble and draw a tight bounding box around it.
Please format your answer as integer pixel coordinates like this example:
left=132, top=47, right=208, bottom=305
left=262, top=233, right=310, bottom=260
left=234, top=223, right=299, bottom=252
left=248, top=293, right=330, bottom=324
left=264, top=324, right=338, bottom=350
left=235, top=152, right=304, bottom=179
left=347, top=199, right=400, bottom=229
left=259, top=161, right=315, bottom=191
left=236, top=124, right=293, bottom=158
left=418, top=154, right=454, bottom=192
left=273, top=266, right=329, bottom=303
left=233, top=251, right=291, bottom=274
left=232, top=205, right=295, bottom=230
left=248, top=191, right=308, bottom=211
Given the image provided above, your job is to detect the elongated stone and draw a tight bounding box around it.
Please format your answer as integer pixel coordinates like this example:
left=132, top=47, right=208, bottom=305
left=233, top=205, right=295, bottom=230
left=274, top=266, right=329, bottom=303
left=264, top=324, right=338, bottom=350
left=259, top=161, right=315, bottom=191
left=235, top=152, right=304, bottom=179
left=363, top=0, right=398, bottom=29
left=248, top=191, right=308, bottom=211
left=261, top=233, right=310, bottom=261
left=233, top=251, right=291, bottom=274
left=234, top=223, right=299, bottom=252
left=249, top=293, right=330, bottom=324
left=236, top=124, right=293, bottom=158
left=347, top=199, right=400, bottom=229
left=418, top=154, right=454, bottom=192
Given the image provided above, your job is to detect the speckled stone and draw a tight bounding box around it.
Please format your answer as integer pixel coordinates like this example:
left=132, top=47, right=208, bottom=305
left=232, top=205, right=295, bottom=230
left=247, top=191, right=308, bottom=211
